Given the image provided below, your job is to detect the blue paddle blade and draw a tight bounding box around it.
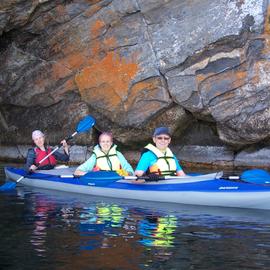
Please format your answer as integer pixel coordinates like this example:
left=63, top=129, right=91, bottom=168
left=76, top=115, right=95, bottom=134
left=80, top=171, right=122, bottom=187
left=241, top=169, right=270, bottom=185
left=0, top=181, right=17, bottom=191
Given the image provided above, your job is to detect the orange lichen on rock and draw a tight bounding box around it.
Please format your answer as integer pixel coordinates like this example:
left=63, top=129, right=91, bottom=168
left=200, top=66, right=248, bottom=100
left=82, top=2, right=103, bottom=18
left=33, top=76, right=48, bottom=91
left=58, top=51, right=86, bottom=70
left=196, top=73, right=214, bottom=88
left=125, top=78, right=166, bottom=111
left=54, top=78, right=76, bottom=99
left=129, top=78, right=163, bottom=101
left=231, top=69, right=247, bottom=89
left=51, top=61, right=72, bottom=80
left=75, top=51, right=139, bottom=109
left=262, top=5, right=270, bottom=54
left=103, top=36, right=116, bottom=48
left=90, top=19, right=106, bottom=38
left=74, top=17, right=140, bottom=112
left=264, top=5, right=270, bottom=35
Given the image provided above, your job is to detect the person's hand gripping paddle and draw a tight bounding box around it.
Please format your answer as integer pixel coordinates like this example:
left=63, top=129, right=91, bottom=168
left=0, top=115, right=95, bottom=191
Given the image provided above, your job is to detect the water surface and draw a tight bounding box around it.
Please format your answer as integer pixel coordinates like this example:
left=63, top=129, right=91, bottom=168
left=1, top=163, right=270, bottom=270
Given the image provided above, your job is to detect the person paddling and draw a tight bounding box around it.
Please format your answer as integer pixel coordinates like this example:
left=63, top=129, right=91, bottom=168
left=26, top=130, right=70, bottom=171
left=74, top=132, right=134, bottom=176
left=135, top=127, right=186, bottom=180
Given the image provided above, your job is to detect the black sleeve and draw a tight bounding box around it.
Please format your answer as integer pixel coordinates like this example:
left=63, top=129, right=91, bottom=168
left=53, top=150, right=70, bottom=162
left=25, top=148, right=36, bottom=170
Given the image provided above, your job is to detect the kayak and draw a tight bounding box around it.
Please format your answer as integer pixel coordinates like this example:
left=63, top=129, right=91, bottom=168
left=4, top=166, right=270, bottom=210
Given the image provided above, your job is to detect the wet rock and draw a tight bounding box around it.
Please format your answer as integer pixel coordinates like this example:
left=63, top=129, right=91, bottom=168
left=234, top=147, right=270, bottom=168
left=0, top=101, right=94, bottom=145
left=175, top=121, right=223, bottom=146
left=0, top=0, right=50, bottom=34
left=0, top=145, right=29, bottom=161
left=92, top=105, right=191, bottom=146
left=175, top=145, right=234, bottom=168
left=0, top=0, right=269, bottom=160
left=69, top=145, right=91, bottom=164
left=140, top=0, right=263, bottom=71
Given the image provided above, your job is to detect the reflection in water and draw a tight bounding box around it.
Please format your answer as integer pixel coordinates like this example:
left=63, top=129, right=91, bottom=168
left=2, top=182, right=270, bottom=270
left=30, top=196, right=56, bottom=256
left=24, top=189, right=179, bottom=265
left=79, top=203, right=126, bottom=250
left=139, top=215, right=177, bottom=247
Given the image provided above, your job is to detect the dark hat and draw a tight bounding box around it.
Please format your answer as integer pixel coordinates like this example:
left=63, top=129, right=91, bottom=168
left=153, top=127, right=171, bottom=137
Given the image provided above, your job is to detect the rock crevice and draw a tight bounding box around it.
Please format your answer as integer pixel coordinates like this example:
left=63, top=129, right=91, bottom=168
left=0, top=0, right=270, bottom=167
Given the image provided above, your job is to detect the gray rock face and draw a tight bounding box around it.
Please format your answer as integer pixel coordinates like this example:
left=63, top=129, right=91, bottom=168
left=234, top=147, right=270, bottom=168
left=175, top=145, right=234, bottom=167
left=139, top=0, right=264, bottom=70
left=0, top=0, right=270, bottom=167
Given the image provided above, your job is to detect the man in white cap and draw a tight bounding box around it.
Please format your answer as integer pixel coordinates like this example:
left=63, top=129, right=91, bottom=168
left=26, top=130, right=69, bottom=171
left=135, top=126, right=186, bottom=179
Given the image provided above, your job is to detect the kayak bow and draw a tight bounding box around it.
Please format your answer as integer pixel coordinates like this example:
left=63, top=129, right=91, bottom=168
left=4, top=167, right=270, bottom=210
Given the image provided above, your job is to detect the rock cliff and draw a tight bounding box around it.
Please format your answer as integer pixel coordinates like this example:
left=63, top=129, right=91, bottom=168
left=0, top=0, right=270, bottom=167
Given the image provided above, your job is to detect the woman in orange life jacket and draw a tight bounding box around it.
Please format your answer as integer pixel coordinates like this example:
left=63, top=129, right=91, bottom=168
left=135, top=126, right=186, bottom=180
left=74, top=132, right=134, bottom=176
left=25, top=130, right=70, bottom=171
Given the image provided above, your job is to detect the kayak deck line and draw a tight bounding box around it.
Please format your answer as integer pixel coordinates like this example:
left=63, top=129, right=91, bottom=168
left=59, top=174, right=76, bottom=178
left=4, top=166, right=270, bottom=210
left=4, top=167, right=270, bottom=191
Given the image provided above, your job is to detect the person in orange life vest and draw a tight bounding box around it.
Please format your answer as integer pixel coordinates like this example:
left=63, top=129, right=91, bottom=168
left=26, top=130, right=69, bottom=171
left=135, top=127, right=186, bottom=180
left=74, top=132, right=134, bottom=176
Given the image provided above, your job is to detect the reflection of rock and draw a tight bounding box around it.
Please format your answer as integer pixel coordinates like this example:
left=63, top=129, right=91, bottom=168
left=0, top=0, right=270, bottom=165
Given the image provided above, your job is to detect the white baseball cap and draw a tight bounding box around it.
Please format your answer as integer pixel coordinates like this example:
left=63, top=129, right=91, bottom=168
left=32, top=130, right=45, bottom=140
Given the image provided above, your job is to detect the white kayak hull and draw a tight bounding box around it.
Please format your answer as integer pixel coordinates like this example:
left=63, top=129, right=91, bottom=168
left=4, top=167, right=270, bottom=210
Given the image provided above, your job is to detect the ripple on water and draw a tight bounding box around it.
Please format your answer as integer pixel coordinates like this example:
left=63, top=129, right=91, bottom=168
left=1, top=163, right=270, bottom=269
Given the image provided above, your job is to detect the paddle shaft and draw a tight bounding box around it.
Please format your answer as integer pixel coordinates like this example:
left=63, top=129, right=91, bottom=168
left=225, top=176, right=240, bottom=180
left=16, top=145, right=66, bottom=184
left=124, top=171, right=222, bottom=181
left=38, top=131, right=77, bottom=164
left=223, top=175, right=270, bottom=185
left=15, top=132, right=78, bottom=183
left=15, top=176, right=24, bottom=183
left=38, top=146, right=60, bottom=164
left=37, top=115, right=95, bottom=165
left=123, top=175, right=179, bottom=181
left=1, top=115, right=95, bottom=191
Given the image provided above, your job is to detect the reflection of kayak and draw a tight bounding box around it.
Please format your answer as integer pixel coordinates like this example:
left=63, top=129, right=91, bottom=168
left=5, top=167, right=270, bottom=210
left=16, top=186, right=270, bottom=220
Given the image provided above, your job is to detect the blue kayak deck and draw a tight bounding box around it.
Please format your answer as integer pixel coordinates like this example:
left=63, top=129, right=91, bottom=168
left=6, top=167, right=270, bottom=192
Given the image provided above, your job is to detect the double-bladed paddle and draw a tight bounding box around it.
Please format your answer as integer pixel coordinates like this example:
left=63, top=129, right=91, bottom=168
left=0, top=115, right=95, bottom=191
left=79, top=171, right=223, bottom=187
left=224, top=168, right=270, bottom=185
left=80, top=169, right=270, bottom=187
